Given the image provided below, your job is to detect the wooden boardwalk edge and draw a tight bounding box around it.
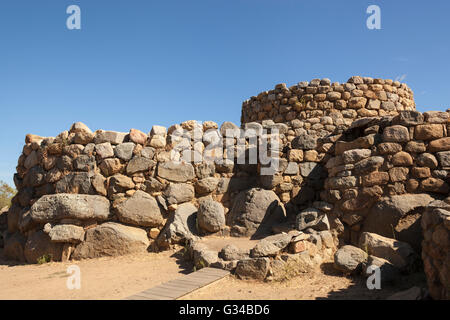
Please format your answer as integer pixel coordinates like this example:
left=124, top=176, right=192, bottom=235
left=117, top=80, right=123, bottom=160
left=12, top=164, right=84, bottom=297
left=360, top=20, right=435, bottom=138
left=125, top=267, right=230, bottom=300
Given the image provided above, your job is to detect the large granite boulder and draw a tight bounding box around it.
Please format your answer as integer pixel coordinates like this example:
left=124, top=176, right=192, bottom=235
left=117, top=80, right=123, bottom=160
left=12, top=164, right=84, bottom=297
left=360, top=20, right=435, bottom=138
left=48, top=224, right=85, bottom=243
left=3, top=232, right=27, bottom=262
left=359, top=232, right=417, bottom=270
left=30, top=194, right=111, bottom=223
left=157, top=161, right=195, bottom=182
left=362, top=194, right=434, bottom=250
left=228, top=188, right=286, bottom=239
left=156, top=202, right=198, bottom=249
left=72, top=222, right=149, bottom=259
left=197, top=199, right=225, bottom=233
left=116, top=190, right=165, bottom=227
left=250, top=233, right=293, bottom=258
left=24, top=231, right=65, bottom=263
left=235, top=258, right=270, bottom=280
left=333, top=245, right=368, bottom=274
left=164, top=183, right=195, bottom=205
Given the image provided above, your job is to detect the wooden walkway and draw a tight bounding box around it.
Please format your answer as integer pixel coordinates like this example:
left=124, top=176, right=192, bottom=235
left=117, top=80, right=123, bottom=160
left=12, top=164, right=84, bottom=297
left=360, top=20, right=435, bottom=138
left=125, top=267, right=230, bottom=300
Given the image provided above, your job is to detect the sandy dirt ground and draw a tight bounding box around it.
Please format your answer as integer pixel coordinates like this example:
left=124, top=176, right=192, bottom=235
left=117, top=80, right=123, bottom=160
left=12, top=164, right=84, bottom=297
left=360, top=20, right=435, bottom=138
left=0, top=248, right=421, bottom=300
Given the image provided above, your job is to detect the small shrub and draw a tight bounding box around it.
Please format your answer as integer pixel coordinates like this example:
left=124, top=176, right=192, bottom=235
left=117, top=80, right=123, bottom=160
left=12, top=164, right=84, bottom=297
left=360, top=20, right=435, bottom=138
left=37, top=254, right=53, bottom=264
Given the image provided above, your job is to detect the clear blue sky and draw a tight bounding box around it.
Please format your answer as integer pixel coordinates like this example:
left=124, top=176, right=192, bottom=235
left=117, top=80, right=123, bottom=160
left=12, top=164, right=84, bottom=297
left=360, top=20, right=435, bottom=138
left=1, top=0, right=449, bottom=186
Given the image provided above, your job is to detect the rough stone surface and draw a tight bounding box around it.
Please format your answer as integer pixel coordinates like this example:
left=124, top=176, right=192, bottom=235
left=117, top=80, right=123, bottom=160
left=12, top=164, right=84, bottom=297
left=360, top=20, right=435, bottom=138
left=333, top=245, right=368, bottom=274
left=30, top=194, right=111, bottom=223
left=24, top=231, right=65, bottom=263
left=116, top=190, right=164, bottom=227
left=157, top=161, right=195, bottom=182
left=48, top=224, right=85, bottom=243
left=197, top=199, right=225, bottom=233
left=72, top=222, right=149, bottom=260
left=228, top=188, right=286, bottom=238
left=235, top=258, right=270, bottom=280
left=250, top=233, right=292, bottom=257
left=359, top=232, right=417, bottom=270
left=157, top=202, right=198, bottom=248
left=164, top=183, right=195, bottom=205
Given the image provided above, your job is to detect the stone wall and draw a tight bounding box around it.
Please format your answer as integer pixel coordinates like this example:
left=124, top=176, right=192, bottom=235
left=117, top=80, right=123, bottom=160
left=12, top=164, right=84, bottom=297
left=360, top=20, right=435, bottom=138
left=2, top=75, right=449, bottom=299
left=320, top=110, right=450, bottom=251
left=421, top=199, right=450, bottom=300
left=241, top=76, right=415, bottom=125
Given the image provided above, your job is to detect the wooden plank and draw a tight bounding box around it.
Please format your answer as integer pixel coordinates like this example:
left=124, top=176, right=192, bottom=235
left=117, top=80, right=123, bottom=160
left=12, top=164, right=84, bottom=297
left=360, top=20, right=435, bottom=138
left=142, top=289, right=179, bottom=299
left=124, top=267, right=230, bottom=300
left=128, top=292, right=169, bottom=300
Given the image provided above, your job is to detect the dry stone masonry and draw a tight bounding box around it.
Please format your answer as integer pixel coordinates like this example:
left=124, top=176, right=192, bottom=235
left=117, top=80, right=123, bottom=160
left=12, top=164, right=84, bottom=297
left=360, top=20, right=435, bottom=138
left=1, top=76, right=449, bottom=299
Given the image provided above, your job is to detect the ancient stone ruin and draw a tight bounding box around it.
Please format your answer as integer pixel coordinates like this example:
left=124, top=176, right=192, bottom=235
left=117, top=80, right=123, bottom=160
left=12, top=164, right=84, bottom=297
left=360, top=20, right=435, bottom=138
left=1, top=76, right=449, bottom=299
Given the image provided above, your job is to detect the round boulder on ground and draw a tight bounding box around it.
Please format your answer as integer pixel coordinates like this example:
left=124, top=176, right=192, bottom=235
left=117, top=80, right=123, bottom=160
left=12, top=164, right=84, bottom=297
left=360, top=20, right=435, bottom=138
left=228, top=188, right=286, bottom=238
left=197, top=199, right=225, bottom=233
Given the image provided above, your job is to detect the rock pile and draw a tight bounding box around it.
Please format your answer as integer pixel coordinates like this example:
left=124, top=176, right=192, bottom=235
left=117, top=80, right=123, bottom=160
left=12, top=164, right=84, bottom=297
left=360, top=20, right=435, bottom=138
left=187, top=228, right=336, bottom=281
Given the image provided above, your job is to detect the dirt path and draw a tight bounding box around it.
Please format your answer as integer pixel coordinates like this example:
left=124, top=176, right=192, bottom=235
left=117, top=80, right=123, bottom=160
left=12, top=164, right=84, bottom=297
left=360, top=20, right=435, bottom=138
left=0, top=248, right=417, bottom=300
left=0, top=248, right=191, bottom=300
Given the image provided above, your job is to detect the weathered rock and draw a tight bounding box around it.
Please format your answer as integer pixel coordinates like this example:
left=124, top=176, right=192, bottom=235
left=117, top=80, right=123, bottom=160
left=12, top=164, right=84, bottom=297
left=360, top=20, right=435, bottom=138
left=296, top=208, right=320, bottom=231
left=250, top=233, right=292, bottom=257
left=362, top=255, right=400, bottom=283
left=383, top=125, right=410, bottom=142
left=228, top=188, right=286, bottom=238
left=363, top=194, right=434, bottom=244
left=108, top=174, right=135, bottom=194
left=70, top=122, right=93, bottom=135
left=299, top=162, right=318, bottom=177
left=116, top=190, right=164, bottom=227
left=24, top=231, right=64, bottom=263
left=235, top=258, right=270, bottom=280
left=342, top=149, right=371, bottom=164
left=424, top=111, right=450, bottom=124
left=129, top=129, right=148, bottom=145
left=48, top=224, right=85, bottom=243
left=417, top=153, right=438, bottom=168
left=359, top=232, right=417, bottom=270
left=126, top=157, right=155, bottom=175
left=99, top=158, right=122, bottom=176
left=393, top=110, right=424, bottom=126
left=157, top=161, right=195, bottom=182
left=284, top=162, right=299, bottom=175
left=24, top=151, right=39, bottom=169
left=189, top=241, right=219, bottom=268
left=194, top=177, right=219, bottom=195
left=156, top=202, right=198, bottom=248
left=3, top=232, right=26, bottom=262
left=72, top=222, right=149, bottom=259
left=333, top=245, right=368, bottom=274
left=164, top=183, right=195, bottom=205
left=220, top=121, right=240, bottom=136
left=428, top=138, right=450, bottom=152
left=197, top=199, right=225, bottom=233
left=392, top=152, right=413, bottom=166
left=149, top=135, right=167, bottom=148
left=94, top=130, right=127, bottom=145
left=74, top=155, right=96, bottom=172
left=95, top=142, right=114, bottom=159
left=436, top=151, right=450, bottom=167
left=114, top=142, right=135, bottom=161
left=219, top=244, right=250, bottom=261
left=291, top=134, right=317, bottom=150
left=415, top=124, right=444, bottom=140
left=30, top=194, right=111, bottom=223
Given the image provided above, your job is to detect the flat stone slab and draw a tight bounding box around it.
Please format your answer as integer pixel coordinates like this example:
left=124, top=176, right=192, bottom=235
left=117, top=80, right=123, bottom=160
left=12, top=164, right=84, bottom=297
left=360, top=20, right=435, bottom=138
left=125, top=267, right=230, bottom=300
